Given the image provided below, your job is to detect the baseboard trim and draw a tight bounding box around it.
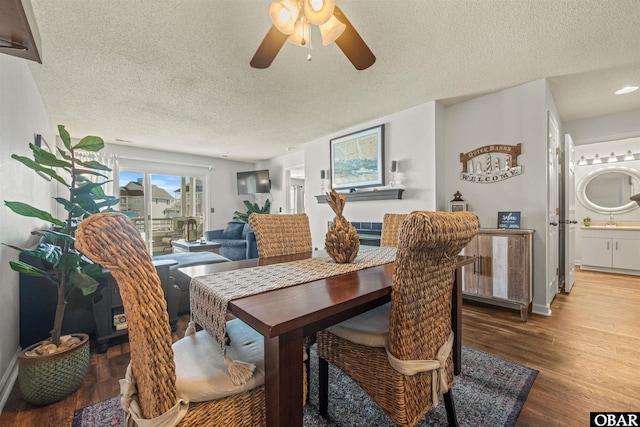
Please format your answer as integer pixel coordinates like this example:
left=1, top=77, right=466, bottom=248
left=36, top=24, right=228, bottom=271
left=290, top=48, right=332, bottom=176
left=0, top=347, right=20, bottom=415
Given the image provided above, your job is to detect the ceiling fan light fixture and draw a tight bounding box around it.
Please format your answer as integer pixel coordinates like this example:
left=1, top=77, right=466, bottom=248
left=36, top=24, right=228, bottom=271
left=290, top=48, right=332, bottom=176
left=319, top=15, right=346, bottom=45
left=287, top=18, right=311, bottom=46
left=269, top=0, right=299, bottom=35
left=304, top=0, right=335, bottom=26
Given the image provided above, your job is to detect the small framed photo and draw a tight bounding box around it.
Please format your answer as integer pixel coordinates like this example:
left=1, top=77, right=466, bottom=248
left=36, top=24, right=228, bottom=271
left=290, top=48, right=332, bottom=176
left=449, top=201, right=467, bottom=212
left=497, top=211, right=521, bottom=229
left=34, top=134, right=53, bottom=181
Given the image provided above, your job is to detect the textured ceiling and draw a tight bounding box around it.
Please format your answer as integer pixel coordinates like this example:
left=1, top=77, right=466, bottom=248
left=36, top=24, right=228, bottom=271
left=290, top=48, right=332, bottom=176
left=26, top=0, right=640, bottom=162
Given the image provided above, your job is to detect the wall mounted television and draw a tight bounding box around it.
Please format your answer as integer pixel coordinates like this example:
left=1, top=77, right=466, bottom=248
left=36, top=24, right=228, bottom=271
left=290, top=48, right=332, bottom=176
left=237, top=169, right=271, bottom=195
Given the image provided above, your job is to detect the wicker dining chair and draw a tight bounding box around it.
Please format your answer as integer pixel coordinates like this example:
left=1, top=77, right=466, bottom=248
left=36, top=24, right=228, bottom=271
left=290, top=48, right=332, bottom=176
left=317, top=211, right=479, bottom=427
left=248, top=212, right=316, bottom=386
left=380, top=213, right=408, bottom=247
left=76, top=212, right=306, bottom=426
left=248, top=213, right=312, bottom=258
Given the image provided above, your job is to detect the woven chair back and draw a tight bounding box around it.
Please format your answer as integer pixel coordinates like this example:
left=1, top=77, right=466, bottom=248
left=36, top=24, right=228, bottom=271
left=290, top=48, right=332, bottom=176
left=380, top=213, right=408, bottom=247
left=389, top=211, right=478, bottom=362
left=249, top=213, right=312, bottom=258
left=76, top=212, right=177, bottom=419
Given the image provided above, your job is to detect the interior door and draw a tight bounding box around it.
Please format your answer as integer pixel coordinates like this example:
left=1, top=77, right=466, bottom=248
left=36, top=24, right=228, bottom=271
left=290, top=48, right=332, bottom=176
left=563, top=134, right=577, bottom=292
left=547, top=112, right=560, bottom=302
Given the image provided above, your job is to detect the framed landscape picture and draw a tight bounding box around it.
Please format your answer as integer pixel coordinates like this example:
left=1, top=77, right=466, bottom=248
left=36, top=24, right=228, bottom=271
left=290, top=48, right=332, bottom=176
left=330, top=124, right=384, bottom=191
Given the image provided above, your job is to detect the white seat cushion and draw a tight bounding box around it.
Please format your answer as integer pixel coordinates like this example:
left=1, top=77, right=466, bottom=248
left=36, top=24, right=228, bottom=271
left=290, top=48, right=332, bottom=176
left=327, top=302, right=391, bottom=347
left=173, top=318, right=265, bottom=402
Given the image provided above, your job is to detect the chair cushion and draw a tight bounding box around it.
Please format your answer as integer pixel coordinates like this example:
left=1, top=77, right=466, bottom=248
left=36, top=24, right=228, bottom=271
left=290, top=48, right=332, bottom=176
left=327, top=302, right=391, bottom=347
left=221, top=222, right=245, bottom=240
left=173, top=319, right=264, bottom=402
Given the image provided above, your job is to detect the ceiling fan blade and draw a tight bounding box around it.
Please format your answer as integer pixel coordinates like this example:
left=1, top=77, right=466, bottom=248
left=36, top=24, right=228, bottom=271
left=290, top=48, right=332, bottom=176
left=250, top=25, right=288, bottom=69
left=333, top=6, right=376, bottom=70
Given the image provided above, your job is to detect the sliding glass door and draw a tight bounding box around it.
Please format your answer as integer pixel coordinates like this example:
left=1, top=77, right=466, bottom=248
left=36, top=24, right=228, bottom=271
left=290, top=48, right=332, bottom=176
left=119, top=171, right=204, bottom=255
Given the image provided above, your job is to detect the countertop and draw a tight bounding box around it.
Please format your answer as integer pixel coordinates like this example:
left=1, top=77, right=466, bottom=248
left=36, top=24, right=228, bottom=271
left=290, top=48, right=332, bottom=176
left=581, top=221, right=640, bottom=231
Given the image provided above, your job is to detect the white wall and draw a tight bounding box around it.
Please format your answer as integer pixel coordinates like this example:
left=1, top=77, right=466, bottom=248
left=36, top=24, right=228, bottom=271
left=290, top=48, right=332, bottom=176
left=442, top=79, right=555, bottom=315
left=300, top=102, right=439, bottom=249
left=564, top=109, right=640, bottom=145
left=256, top=150, right=305, bottom=215
left=99, top=144, right=256, bottom=230
left=0, top=54, right=54, bottom=410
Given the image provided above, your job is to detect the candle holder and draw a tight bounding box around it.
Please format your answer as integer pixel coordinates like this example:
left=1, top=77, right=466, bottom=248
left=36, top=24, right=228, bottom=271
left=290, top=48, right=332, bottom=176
left=389, top=160, right=397, bottom=187
left=320, top=169, right=327, bottom=193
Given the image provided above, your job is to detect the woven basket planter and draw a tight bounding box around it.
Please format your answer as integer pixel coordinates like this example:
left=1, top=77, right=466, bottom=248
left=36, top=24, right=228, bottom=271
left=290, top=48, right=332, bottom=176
left=18, top=333, right=90, bottom=406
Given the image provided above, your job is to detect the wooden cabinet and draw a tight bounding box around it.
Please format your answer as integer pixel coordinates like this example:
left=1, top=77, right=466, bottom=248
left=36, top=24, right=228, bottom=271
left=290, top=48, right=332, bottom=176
left=581, top=228, right=640, bottom=274
left=0, top=0, right=42, bottom=63
left=460, top=229, right=533, bottom=321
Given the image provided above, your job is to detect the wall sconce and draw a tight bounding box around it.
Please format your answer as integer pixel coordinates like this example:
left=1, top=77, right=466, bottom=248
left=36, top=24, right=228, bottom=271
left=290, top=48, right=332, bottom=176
left=576, top=150, right=639, bottom=166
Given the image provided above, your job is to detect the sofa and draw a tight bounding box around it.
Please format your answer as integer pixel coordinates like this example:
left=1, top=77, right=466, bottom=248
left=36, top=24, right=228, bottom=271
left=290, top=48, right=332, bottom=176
left=204, top=221, right=259, bottom=261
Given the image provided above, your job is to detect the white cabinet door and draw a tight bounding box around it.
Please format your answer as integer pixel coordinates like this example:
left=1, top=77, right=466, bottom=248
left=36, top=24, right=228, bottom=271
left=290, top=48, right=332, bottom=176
left=582, top=237, right=611, bottom=268
left=613, top=239, right=640, bottom=270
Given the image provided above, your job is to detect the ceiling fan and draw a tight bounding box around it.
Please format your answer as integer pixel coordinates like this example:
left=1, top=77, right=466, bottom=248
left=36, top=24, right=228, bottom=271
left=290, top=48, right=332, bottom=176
left=250, top=0, right=375, bottom=70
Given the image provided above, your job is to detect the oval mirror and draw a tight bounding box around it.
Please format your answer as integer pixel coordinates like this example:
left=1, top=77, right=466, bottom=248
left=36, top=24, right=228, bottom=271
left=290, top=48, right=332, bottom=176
left=577, top=165, right=640, bottom=214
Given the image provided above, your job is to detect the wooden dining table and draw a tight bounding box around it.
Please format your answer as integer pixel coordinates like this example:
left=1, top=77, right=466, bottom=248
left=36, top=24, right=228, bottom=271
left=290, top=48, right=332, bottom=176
left=180, top=251, right=474, bottom=427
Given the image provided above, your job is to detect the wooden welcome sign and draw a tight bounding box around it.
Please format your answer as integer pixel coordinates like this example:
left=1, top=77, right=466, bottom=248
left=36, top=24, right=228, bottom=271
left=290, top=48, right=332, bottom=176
left=459, top=143, right=523, bottom=183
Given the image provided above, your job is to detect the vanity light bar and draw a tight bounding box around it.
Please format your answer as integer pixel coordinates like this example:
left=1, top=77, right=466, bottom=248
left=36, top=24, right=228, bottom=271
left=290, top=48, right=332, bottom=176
left=576, top=150, right=638, bottom=166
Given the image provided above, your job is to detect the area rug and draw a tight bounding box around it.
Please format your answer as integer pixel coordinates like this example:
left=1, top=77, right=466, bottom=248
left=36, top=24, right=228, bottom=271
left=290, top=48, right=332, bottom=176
left=72, top=346, right=537, bottom=426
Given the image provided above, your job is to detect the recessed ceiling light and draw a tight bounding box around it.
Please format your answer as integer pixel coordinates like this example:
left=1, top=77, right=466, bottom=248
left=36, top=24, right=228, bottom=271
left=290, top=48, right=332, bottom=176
left=615, top=86, right=639, bottom=95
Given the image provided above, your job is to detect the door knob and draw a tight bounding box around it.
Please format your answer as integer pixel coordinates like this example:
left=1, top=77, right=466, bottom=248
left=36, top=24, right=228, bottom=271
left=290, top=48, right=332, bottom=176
left=550, top=222, right=558, bottom=226
left=570, top=220, right=578, bottom=224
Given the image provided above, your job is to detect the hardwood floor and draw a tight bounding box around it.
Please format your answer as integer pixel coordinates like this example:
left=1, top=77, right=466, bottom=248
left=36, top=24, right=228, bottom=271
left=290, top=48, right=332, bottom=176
left=1, top=268, right=638, bottom=426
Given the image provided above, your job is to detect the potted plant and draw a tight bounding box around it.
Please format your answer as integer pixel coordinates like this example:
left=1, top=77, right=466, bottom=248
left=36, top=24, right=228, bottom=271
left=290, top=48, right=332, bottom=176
left=4, top=125, right=118, bottom=405
left=233, top=199, right=271, bottom=222
left=583, top=217, right=591, bottom=227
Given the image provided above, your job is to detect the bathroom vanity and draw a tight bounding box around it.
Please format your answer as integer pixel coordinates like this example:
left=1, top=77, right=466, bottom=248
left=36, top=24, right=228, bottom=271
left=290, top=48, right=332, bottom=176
left=576, top=164, right=640, bottom=276
left=580, top=224, right=640, bottom=275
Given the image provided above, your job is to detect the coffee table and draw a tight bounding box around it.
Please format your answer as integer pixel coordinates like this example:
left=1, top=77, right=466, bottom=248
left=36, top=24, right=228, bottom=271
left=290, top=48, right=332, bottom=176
left=171, top=239, right=221, bottom=254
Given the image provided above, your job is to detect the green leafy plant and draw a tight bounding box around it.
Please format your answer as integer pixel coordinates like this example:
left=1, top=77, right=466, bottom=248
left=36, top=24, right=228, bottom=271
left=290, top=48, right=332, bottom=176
left=233, top=199, right=271, bottom=222
left=4, top=125, right=118, bottom=347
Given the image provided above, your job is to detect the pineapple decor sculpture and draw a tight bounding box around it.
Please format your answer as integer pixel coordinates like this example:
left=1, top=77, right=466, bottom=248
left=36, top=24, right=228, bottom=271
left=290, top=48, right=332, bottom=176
left=325, top=190, right=360, bottom=263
